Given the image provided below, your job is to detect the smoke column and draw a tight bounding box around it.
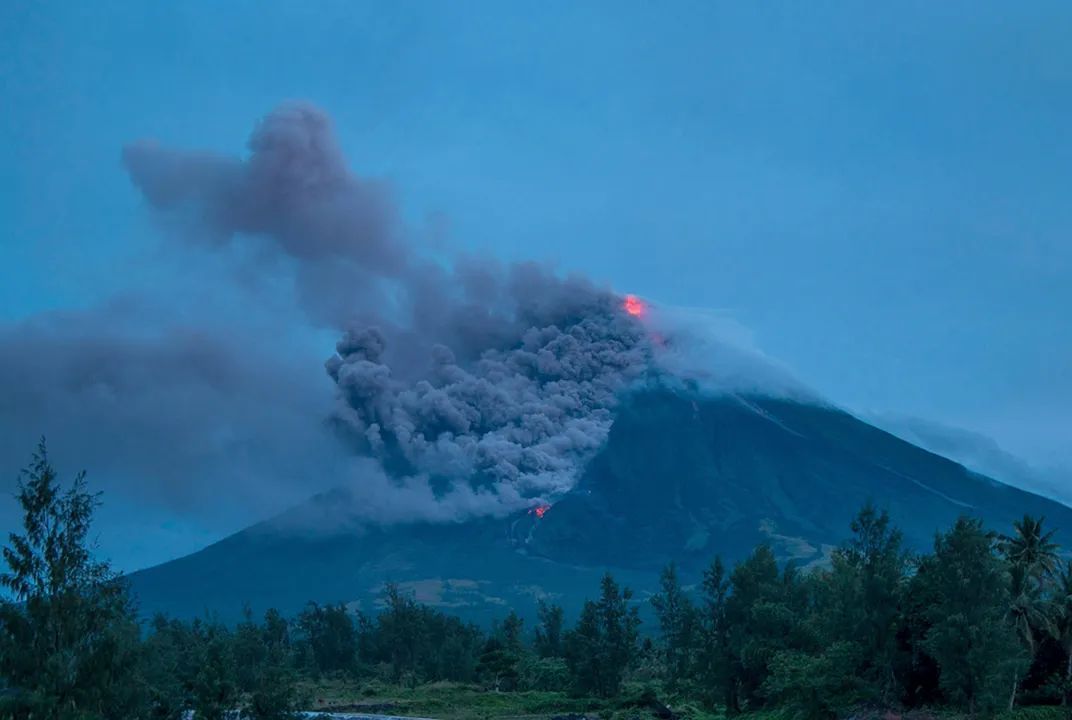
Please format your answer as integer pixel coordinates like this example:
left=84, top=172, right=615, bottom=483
left=124, top=102, right=658, bottom=518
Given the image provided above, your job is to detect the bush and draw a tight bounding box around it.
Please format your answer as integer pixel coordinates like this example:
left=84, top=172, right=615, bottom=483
left=518, top=656, right=569, bottom=691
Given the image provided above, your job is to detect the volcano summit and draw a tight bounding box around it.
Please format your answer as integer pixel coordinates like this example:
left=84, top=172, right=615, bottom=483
left=117, top=105, right=1072, bottom=621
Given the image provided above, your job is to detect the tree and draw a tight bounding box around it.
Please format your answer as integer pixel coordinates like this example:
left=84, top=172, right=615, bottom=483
left=189, top=619, right=238, bottom=720
left=220, top=607, right=302, bottom=720
left=697, top=556, right=732, bottom=711
left=815, top=504, right=908, bottom=703
left=564, top=573, right=640, bottom=697
left=1054, top=560, right=1072, bottom=706
left=477, top=637, right=520, bottom=692
left=651, top=562, right=697, bottom=693
left=0, top=440, right=144, bottom=720
left=761, top=505, right=907, bottom=718
left=478, top=612, right=525, bottom=692
left=245, top=609, right=301, bottom=720
left=375, top=584, right=424, bottom=684
left=498, top=610, right=525, bottom=656
left=533, top=600, right=564, bottom=658
left=353, top=585, right=485, bottom=684
left=296, top=602, right=356, bottom=677
left=140, top=614, right=198, bottom=720
left=1000, top=515, right=1060, bottom=709
left=723, top=545, right=806, bottom=712
left=233, top=605, right=268, bottom=693
left=763, top=641, right=862, bottom=720
left=1001, top=515, right=1060, bottom=581
left=915, top=517, right=1025, bottom=714
left=594, top=572, right=641, bottom=697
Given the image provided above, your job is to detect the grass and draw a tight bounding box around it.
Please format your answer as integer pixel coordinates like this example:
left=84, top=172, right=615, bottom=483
left=301, top=679, right=610, bottom=719
left=300, top=680, right=1072, bottom=720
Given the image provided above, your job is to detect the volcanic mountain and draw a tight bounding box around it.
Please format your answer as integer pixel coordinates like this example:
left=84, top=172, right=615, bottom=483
left=127, top=387, right=1072, bottom=622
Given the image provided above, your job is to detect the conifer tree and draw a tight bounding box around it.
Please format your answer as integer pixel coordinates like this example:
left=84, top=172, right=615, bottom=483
left=533, top=600, right=564, bottom=658
left=651, top=562, right=697, bottom=693
left=697, top=556, right=732, bottom=711
left=564, top=573, right=640, bottom=697
left=0, top=440, right=143, bottom=719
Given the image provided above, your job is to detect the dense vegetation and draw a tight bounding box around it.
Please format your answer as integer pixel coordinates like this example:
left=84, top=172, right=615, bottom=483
left=3, top=442, right=1072, bottom=720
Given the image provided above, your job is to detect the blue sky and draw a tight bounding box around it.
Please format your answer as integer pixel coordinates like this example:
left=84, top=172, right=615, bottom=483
left=2, top=1, right=1070, bottom=570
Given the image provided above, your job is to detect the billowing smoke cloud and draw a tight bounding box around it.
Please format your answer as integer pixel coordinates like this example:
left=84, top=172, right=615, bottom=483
left=123, top=103, right=404, bottom=328
left=123, top=102, right=659, bottom=518
left=0, top=298, right=336, bottom=509
left=0, top=294, right=348, bottom=567
left=0, top=102, right=815, bottom=558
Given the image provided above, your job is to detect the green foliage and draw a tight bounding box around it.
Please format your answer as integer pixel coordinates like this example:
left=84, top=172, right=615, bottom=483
left=916, top=517, right=1026, bottom=713
left=301, top=680, right=602, bottom=720
left=564, top=573, right=641, bottom=698
left=697, top=556, right=732, bottom=710
left=0, top=440, right=143, bottom=720
left=723, top=545, right=808, bottom=712
left=366, top=583, right=484, bottom=685
left=517, top=655, right=569, bottom=691
left=6, top=440, right=1072, bottom=719
left=1052, top=559, right=1072, bottom=706
left=139, top=608, right=301, bottom=720
left=189, top=619, right=239, bottom=720
left=832, top=507, right=905, bottom=675
left=1001, top=515, right=1061, bottom=580
left=995, top=707, right=1072, bottom=720
left=1001, top=515, right=1061, bottom=709
left=533, top=600, right=565, bottom=658
left=763, top=642, right=864, bottom=720
left=296, top=602, right=356, bottom=677
left=752, top=507, right=908, bottom=719
left=651, top=562, right=697, bottom=694
left=476, top=637, right=520, bottom=691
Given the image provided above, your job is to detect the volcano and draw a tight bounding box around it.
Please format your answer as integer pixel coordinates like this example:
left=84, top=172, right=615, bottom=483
left=127, top=387, right=1072, bottom=622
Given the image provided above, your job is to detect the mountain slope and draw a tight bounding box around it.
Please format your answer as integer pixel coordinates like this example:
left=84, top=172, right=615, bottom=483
left=524, top=391, right=1069, bottom=571
left=128, top=388, right=1072, bottom=622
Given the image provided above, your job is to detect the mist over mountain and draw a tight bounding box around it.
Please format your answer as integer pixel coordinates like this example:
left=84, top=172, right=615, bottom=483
left=867, top=413, right=1072, bottom=509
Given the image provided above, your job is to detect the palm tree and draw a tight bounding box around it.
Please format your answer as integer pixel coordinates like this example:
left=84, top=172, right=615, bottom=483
left=1001, top=515, right=1060, bottom=581
left=1000, top=515, right=1060, bottom=710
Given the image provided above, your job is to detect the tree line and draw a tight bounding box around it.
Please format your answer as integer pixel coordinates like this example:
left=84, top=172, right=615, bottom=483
left=3, top=441, right=1072, bottom=719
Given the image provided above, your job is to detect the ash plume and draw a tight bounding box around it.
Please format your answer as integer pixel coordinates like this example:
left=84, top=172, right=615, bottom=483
left=123, top=102, right=658, bottom=518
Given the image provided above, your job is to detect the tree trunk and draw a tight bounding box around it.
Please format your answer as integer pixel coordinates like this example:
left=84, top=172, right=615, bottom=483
left=726, top=680, right=740, bottom=716
left=1008, top=671, right=1019, bottom=712
left=1064, top=650, right=1072, bottom=706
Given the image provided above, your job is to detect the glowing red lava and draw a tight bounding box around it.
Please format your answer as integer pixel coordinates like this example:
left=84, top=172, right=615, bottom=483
left=624, top=294, right=645, bottom=317
left=529, top=504, right=551, bottom=519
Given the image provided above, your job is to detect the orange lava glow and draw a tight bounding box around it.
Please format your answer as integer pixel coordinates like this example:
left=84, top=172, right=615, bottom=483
left=624, top=294, right=645, bottom=317
left=529, top=504, right=551, bottom=519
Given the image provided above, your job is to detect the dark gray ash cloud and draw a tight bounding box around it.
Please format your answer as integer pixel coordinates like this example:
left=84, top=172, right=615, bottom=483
left=0, top=102, right=805, bottom=544
left=0, top=297, right=341, bottom=530
left=1, top=102, right=815, bottom=546
left=121, top=102, right=658, bottom=518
